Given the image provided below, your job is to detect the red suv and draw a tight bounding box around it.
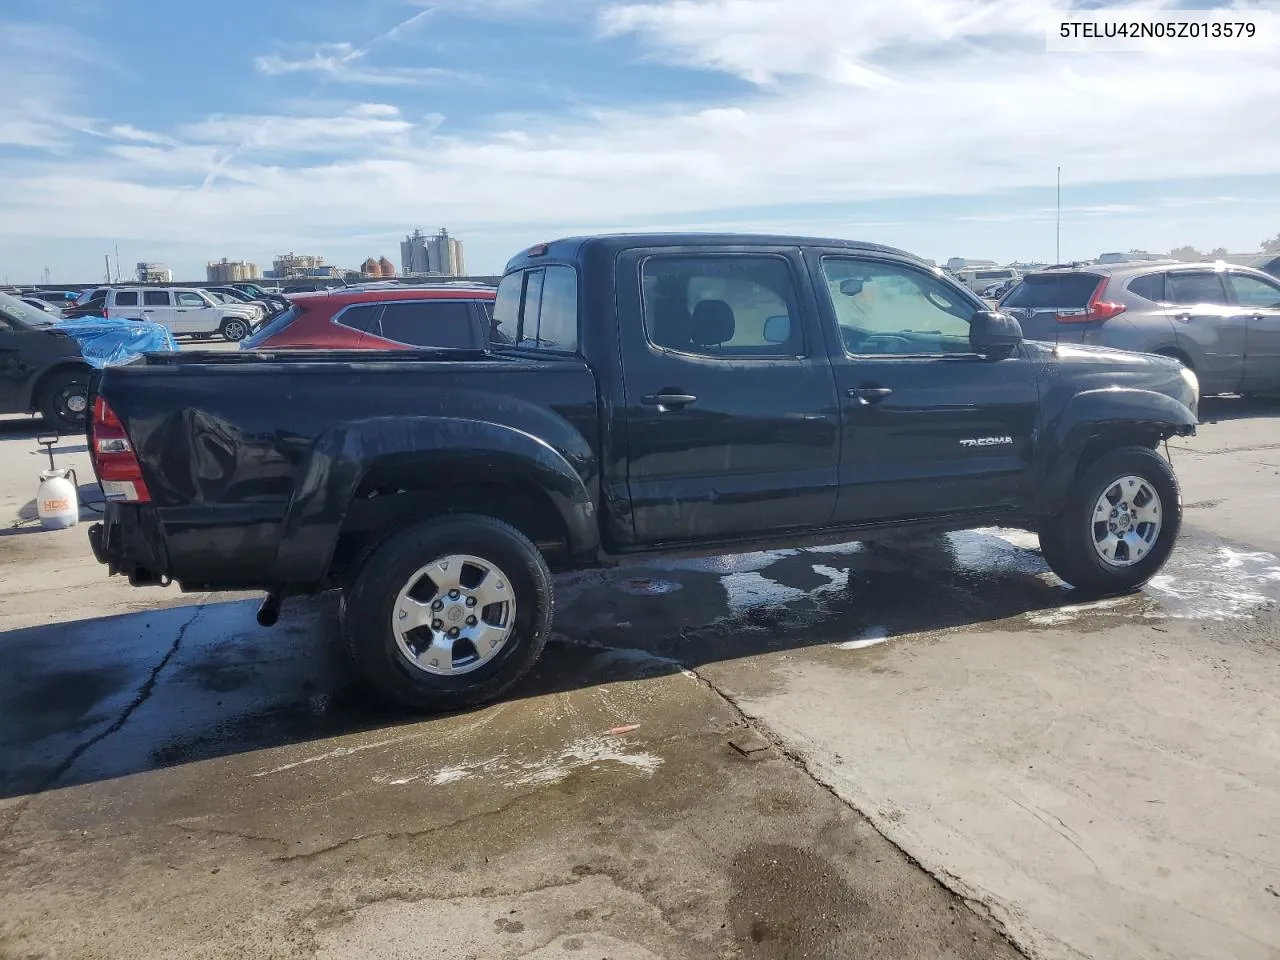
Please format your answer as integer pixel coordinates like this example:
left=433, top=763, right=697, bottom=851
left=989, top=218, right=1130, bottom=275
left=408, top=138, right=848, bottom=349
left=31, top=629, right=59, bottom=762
left=240, top=285, right=498, bottom=351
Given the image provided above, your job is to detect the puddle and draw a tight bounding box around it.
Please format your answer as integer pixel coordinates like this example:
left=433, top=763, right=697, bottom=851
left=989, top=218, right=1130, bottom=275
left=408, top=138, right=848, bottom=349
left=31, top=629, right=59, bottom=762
left=721, top=571, right=808, bottom=614
left=947, top=527, right=1048, bottom=577
left=613, top=577, right=683, bottom=596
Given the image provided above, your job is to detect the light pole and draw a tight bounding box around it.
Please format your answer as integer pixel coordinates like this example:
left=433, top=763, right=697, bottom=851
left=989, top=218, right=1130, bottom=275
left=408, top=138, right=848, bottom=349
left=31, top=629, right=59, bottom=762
left=1056, top=165, right=1062, bottom=263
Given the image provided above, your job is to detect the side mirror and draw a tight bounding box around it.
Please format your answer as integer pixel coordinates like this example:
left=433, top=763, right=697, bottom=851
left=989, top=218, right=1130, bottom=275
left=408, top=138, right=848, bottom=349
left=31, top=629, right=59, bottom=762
left=970, top=310, right=1022, bottom=357
left=839, top=278, right=865, bottom=297
left=763, top=315, right=791, bottom=343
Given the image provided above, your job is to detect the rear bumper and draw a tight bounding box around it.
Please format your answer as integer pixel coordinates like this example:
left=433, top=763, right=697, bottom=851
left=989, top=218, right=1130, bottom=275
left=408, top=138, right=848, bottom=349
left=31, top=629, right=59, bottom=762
left=87, top=503, right=170, bottom=586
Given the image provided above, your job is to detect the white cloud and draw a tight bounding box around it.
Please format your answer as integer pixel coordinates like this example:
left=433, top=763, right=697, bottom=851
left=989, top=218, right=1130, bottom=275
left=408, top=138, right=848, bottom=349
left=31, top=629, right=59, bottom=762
left=254, top=41, right=471, bottom=86
left=3, top=0, right=1280, bottom=276
left=108, top=124, right=180, bottom=146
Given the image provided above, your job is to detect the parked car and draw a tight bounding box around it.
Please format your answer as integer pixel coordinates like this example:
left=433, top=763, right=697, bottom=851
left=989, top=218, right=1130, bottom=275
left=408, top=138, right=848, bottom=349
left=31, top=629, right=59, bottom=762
left=240, top=285, right=497, bottom=350
left=999, top=262, right=1280, bottom=395
left=982, top=280, right=1016, bottom=300
left=206, top=285, right=289, bottom=323
left=27, top=290, right=80, bottom=306
left=20, top=296, right=63, bottom=318
left=205, top=289, right=266, bottom=322
left=954, top=266, right=1019, bottom=294
left=226, top=282, right=292, bottom=316
left=105, top=287, right=259, bottom=341
left=231, top=282, right=283, bottom=298
left=0, top=290, right=93, bottom=431
left=88, top=233, right=1199, bottom=712
left=1250, top=254, right=1280, bottom=281
left=63, top=287, right=110, bottom=319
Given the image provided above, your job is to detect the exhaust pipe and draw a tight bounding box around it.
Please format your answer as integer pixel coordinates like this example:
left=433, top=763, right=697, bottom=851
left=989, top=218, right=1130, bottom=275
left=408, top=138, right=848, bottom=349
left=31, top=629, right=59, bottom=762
left=257, top=592, right=282, bottom=627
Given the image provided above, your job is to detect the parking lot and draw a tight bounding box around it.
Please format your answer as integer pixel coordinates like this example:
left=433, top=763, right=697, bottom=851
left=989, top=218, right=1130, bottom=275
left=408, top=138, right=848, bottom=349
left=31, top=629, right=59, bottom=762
left=3, top=384, right=1280, bottom=959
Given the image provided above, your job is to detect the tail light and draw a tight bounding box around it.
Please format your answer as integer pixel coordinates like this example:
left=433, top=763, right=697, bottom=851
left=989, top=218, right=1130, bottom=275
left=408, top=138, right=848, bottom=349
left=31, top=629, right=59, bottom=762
left=1057, top=278, right=1126, bottom=324
left=90, top=397, right=150, bottom=503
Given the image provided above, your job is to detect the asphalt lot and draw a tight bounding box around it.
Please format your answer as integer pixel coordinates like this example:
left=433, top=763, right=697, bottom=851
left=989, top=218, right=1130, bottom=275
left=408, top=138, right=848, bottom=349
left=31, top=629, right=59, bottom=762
left=2, top=381, right=1280, bottom=959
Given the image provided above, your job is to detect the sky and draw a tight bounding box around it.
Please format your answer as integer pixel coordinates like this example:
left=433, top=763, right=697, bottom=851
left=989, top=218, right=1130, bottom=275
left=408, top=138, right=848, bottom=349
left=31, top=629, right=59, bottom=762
left=2, top=0, right=1279, bottom=283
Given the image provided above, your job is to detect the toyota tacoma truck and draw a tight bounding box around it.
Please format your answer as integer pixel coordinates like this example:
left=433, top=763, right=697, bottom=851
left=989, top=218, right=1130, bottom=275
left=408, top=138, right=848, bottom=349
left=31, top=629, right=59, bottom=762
left=87, top=234, right=1199, bottom=711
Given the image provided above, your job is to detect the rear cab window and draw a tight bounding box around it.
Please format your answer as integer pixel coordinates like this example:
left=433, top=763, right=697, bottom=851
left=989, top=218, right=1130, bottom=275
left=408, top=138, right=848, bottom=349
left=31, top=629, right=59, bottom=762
left=493, top=265, right=579, bottom=352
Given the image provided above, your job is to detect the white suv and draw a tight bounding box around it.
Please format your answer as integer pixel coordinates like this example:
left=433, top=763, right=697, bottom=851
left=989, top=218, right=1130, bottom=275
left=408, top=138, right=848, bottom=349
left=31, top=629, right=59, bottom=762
left=106, top=287, right=258, bottom=342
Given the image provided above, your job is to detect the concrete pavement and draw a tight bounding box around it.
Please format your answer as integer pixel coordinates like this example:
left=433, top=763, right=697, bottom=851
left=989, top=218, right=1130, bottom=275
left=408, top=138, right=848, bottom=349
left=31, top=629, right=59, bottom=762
left=3, top=395, right=1280, bottom=959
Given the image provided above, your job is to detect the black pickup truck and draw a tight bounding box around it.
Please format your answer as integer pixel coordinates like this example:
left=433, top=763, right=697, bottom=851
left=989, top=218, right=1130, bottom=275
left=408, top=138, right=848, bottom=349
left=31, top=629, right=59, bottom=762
left=88, top=234, right=1199, bottom=711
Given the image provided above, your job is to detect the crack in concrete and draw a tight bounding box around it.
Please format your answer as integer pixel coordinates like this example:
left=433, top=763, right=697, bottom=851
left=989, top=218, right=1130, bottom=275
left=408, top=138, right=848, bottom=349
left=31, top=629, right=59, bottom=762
left=0, top=602, right=206, bottom=849
left=555, top=634, right=1034, bottom=960
left=47, top=602, right=207, bottom=789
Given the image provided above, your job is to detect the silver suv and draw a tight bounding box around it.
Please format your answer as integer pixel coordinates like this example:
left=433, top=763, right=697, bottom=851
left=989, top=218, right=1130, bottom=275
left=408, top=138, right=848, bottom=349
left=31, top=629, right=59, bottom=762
left=999, top=261, right=1280, bottom=396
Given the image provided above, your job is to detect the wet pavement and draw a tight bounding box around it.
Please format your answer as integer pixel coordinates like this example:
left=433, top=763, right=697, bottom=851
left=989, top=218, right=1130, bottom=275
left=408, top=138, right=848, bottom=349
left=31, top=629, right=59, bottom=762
left=3, top=399, right=1280, bottom=959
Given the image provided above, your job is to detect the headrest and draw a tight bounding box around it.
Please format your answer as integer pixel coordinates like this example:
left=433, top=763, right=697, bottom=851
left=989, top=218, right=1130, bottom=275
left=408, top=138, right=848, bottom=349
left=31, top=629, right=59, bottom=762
left=690, top=300, right=735, bottom=347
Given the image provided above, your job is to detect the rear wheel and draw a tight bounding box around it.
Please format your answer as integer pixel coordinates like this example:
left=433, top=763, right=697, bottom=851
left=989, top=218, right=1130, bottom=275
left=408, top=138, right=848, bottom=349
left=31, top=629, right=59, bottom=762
left=341, top=514, right=554, bottom=712
left=1038, top=446, right=1181, bottom=594
left=39, top=370, right=91, bottom=434
left=220, top=318, right=250, bottom=342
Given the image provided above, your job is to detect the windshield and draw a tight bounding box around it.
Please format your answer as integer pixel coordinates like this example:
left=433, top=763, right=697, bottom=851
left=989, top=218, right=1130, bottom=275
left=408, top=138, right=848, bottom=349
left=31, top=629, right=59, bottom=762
left=0, top=290, right=55, bottom=326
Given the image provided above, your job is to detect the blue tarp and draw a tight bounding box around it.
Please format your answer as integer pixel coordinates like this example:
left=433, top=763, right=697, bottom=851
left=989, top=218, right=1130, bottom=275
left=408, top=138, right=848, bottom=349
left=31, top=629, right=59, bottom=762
left=55, top=317, right=178, bottom=368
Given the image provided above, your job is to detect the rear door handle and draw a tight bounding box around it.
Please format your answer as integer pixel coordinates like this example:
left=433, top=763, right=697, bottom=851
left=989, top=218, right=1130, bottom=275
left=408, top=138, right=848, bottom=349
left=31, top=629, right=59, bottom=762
left=848, top=386, right=893, bottom=404
left=642, top=392, right=697, bottom=409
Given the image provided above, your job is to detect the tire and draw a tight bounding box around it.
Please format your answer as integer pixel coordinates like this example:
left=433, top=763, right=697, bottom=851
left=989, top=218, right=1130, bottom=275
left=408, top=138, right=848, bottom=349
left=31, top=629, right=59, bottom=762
left=341, top=514, right=554, bottom=713
left=39, top=370, right=91, bottom=434
left=1038, top=446, right=1181, bottom=595
left=220, top=318, right=250, bottom=342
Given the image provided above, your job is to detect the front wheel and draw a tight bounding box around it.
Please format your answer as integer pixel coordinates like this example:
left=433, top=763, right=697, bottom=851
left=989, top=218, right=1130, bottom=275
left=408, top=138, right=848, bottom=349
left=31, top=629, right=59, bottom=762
left=341, top=514, right=554, bottom=712
left=220, top=318, right=250, bottom=342
left=1038, top=446, right=1181, bottom=595
left=39, top=370, right=91, bottom=433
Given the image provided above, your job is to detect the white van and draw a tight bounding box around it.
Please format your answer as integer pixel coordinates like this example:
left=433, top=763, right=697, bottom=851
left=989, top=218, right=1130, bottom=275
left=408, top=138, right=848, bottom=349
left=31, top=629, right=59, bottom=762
left=954, top=267, right=1019, bottom=294
left=106, top=287, right=258, bottom=342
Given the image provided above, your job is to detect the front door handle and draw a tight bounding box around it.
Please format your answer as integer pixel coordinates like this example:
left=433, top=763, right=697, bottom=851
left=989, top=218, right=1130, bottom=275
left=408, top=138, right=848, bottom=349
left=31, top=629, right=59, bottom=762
left=848, top=385, right=893, bottom=404
left=642, top=392, right=697, bottom=410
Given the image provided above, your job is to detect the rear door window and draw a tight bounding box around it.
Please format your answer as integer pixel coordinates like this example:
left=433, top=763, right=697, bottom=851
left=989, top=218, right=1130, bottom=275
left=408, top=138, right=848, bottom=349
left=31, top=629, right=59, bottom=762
left=144, top=291, right=170, bottom=306
left=1166, top=272, right=1228, bottom=305
left=1001, top=273, right=1101, bottom=310
left=376, top=301, right=480, bottom=348
left=1126, top=273, right=1166, bottom=302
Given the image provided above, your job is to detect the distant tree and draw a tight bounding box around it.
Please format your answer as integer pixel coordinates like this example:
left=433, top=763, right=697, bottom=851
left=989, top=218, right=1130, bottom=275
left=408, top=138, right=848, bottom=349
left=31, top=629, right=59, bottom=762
left=1169, top=245, right=1202, bottom=262
left=1262, top=234, right=1280, bottom=254
left=1209, top=247, right=1229, bottom=258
